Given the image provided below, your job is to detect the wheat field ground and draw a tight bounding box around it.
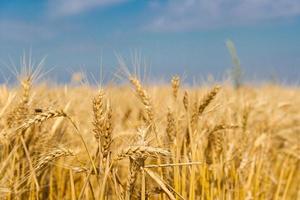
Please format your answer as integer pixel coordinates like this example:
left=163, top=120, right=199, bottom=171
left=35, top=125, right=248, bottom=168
left=0, top=75, right=299, bottom=200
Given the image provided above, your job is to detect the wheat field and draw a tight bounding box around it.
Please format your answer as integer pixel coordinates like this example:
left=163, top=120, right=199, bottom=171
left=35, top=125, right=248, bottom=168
left=0, top=73, right=299, bottom=200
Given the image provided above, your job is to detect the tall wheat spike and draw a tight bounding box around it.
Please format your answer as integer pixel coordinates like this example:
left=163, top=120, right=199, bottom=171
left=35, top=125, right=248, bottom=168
left=205, top=124, right=238, bottom=165
left=198, top=86, right=220, bottom=115
left=92, top=89, right=113, bottom=166
left=6, top=77, right=32, bottom=128
left=183, top=91, right=189, bottom=111
left=166, top=108, right=176, bottom=143
left=129, top=77, right=154, bottom=129
left=171, top=75, right=180, bottom=100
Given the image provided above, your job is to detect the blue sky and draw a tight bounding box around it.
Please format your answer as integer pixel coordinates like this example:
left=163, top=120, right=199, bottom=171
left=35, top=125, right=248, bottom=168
left=0, top=0, right=299, bottom=84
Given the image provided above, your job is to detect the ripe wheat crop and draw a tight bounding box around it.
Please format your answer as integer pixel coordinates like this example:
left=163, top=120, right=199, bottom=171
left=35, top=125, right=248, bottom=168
left=0, top=73, right=299, bottom=200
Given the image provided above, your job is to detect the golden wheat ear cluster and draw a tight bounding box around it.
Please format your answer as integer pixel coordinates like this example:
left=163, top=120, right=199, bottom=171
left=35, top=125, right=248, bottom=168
left=0, top=73, right=299, bottom=200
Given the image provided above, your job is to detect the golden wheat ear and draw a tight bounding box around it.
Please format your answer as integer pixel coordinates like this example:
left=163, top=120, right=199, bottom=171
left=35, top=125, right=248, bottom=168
left=92, top=89, right=113, bottom=169
left=171, top=75, right=180, bottom=100
left=5, top=55, right=47, bottom=129
left=15, top=109, right=67, bottom=133
left=198, top=85, right=221, bottom=115
left=129, top=77, right=154, bottom=127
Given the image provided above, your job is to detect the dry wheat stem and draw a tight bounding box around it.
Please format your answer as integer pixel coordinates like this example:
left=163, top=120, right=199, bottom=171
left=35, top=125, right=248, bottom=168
left=125, top=157, right=142, bottom=199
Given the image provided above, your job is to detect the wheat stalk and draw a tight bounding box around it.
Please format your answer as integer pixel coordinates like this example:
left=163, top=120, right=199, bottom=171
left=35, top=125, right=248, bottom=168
left=205, top=124, right=238, bottom=164
left=6, top=77, right=32, bottom=128
left=198, top=86, right=221, bottom=115
left=92, top=90, right=113, bottom=167
left=183, top=91, right=189, bottom=111
left=166, top=108, right=176, bottom=142
left=171, top=75, right=180, bottom=100
left=129, top=77, right=154, bottom=128
left=92, top=90, right=106, bottom=140
left=16, top=109, right=67, bottom=132
left=34, top=147, right=74, bottom=173
left=115, top=146, right=170, bottom=161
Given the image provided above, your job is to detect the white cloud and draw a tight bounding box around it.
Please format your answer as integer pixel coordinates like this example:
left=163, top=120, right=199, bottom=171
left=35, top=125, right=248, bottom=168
left=146, top=0, right=300, bottom=32
left=48, top=0, right=129, bottom=17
